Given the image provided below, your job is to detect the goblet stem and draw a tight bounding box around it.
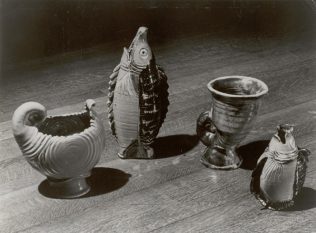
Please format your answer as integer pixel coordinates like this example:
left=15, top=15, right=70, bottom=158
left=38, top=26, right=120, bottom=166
left=200, top=143, right=242, bottom=170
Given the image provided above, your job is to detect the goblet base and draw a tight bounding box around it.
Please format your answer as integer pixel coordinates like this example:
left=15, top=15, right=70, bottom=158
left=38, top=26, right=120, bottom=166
left=200, top=146, right=243, bottom=170
left=46, top=176, right=90, bottom=199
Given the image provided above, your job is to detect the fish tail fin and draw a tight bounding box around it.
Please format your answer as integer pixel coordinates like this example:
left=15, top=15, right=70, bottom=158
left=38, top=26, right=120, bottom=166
left=118, top=140, right=154, bottom=159
left=137, top=142, right=154, bottom=159
left=117, top=140, right=138, bottom=159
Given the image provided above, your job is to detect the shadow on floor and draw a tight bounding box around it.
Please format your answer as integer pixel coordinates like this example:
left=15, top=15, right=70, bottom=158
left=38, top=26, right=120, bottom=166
left=237, top=140, right=269, bottom=170
left=285, top=187, right=316, bottom=211
left=38, top=167, right=130, bottom=199
left=153, top=134, right=199, bottom=159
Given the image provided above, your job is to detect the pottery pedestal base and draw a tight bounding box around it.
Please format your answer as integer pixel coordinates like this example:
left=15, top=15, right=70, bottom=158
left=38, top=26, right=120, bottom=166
left=46, top=176, right=90, bottom=198
left=200, top=146, right=243, bottom=170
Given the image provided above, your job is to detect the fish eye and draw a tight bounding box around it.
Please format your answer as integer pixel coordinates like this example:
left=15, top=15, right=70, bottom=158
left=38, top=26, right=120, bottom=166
left=139, top=48, right=148, bottom=57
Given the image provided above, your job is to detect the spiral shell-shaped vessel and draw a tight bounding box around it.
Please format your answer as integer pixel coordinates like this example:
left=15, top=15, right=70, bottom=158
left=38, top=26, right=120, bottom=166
left=12, top=99, right=106, bottom=198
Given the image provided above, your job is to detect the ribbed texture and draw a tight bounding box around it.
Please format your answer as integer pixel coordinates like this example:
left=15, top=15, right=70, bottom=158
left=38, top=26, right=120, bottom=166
left=14, top=106, right=105, bottom=180
left=260, top=156, right=297, bottom=203
left=212, top=97, right=260, bottom=146
left=294, top=151, right=308, bottom=196
left=107, top=64, right=121, bottom=136
left=113, top=91, right=139, bottom=150
left=139, top=60, right=169, bottom=146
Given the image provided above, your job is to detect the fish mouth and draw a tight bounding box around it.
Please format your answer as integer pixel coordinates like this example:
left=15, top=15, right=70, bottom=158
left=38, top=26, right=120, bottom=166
left=129, top=26, right=148, bottom=48
left=137, top=26, right=148, bottom=35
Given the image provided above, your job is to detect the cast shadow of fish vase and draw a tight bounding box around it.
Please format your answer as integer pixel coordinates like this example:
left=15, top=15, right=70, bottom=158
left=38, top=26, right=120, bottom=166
left=107, top=26, right=169, bottom=159
left=153, top=134, right=199, bottom=159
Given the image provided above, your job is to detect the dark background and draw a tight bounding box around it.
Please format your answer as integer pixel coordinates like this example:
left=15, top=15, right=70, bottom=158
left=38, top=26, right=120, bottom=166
left=1, top=0, right=316, bottom=70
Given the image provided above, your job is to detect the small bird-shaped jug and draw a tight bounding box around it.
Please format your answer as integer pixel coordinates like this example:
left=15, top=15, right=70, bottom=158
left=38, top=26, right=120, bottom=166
left=250, top=124, right=310, bottom=210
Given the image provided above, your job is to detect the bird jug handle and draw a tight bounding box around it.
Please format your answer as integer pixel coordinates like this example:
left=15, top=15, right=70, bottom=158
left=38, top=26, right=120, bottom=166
left=196, top=110, right=217, bottom=146
left=298, top=147, right=311, bottom=158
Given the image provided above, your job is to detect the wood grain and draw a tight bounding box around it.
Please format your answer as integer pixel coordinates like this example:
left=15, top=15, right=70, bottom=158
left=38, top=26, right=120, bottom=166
left=1, top=29, right=316, bottom=233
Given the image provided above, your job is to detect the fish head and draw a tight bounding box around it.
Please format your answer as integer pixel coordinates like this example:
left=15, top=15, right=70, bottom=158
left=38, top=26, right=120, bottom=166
left=128, top=27, right=153, bottom=68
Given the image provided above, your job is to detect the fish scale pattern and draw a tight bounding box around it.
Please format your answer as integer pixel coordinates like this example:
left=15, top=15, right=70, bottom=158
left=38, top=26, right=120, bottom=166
left=139, top=60, right=161, bottom=146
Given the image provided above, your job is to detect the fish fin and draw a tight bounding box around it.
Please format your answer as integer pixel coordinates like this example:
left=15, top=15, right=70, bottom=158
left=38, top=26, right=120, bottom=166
left=118, top=140, right=138, bottom=159
left=157, top=65, right=169, bottom=128
left=266, top=200, right=294, bottom=210
left=118, top=140, right=154, bottom=159
left=137, top=141, right=155, bottom=159
left=293, top=151, right=308, bottom=197
left=139, top=58, right=161, bottom=146
left=107, top=64, right=120, bottom=137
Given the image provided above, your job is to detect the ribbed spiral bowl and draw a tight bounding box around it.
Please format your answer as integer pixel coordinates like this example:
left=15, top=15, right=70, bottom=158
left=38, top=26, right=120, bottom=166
left=12, top=100, right=106, bottom=198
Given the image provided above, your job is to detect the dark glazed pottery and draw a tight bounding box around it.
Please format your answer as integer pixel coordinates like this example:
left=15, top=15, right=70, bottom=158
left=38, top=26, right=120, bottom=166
left=197, top=76, right=268, bottom=170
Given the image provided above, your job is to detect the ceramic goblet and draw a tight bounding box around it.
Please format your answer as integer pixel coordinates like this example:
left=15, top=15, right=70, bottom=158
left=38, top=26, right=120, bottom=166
left=197, top=76, right=268, bottom=170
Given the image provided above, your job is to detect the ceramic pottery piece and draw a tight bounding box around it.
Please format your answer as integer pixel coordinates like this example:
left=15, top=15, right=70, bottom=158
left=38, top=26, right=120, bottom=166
left=251, top=124, right=310, bottom=210
left=12, top=99, right=106, bottom=198
left=107, top=26, right=169, bottom=159
left=196, top=76, right=268, bottom=170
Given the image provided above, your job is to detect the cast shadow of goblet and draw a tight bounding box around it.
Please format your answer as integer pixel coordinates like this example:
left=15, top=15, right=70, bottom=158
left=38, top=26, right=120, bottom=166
left=153, top=134, right=199, bottom=159
left=38, top=167, right=131, bottom=199
left=237, top=140, right=269, bottom=170
left=285, top=187, right=316, bottom=211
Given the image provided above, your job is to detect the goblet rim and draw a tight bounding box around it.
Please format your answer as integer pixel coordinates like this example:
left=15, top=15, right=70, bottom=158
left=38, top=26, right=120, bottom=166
left=207, top=75, right=269, bottom=99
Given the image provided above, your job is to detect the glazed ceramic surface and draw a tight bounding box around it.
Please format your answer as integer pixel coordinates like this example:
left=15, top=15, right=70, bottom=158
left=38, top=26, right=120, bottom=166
left=197, top=76, right=268, bottom=169
left=12, top=99, right=106, bottom=198
left=107, top=26, right=169, bottom=159
left=251, top=124, right=310, bottom=210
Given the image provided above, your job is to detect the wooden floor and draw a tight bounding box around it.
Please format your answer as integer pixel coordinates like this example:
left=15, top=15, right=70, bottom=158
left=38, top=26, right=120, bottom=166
left=1, top=29, right=316, bottom=233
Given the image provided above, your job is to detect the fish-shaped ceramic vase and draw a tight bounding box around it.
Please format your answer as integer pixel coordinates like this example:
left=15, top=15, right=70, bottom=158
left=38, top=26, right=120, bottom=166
left=251, top=124, right=310, bottom=210
left=197, top=76, right=268, bottom=170
left=12, top=99, right=106, bottom=198
left=107, top=27, right=169, bottom=159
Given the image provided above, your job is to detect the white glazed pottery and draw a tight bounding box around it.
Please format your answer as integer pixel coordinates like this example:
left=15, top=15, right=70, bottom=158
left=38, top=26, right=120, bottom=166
left=12, top=99, right=106, bottom=198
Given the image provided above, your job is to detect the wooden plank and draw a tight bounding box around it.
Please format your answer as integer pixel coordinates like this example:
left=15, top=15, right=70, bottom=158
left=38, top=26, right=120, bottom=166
left=1, top=31, right=315, bottom=122
left=17, top=144, right=316, bottom=233
left=0, top=151, right=205, bottom=233
left=0, top=92, right=315, bottom=187
left=0, top=28, right=315, bottom=233
left=1, top=41, right=315, bottom=141
left=0, top=100, right=315, bottom=232
left=1, top=55, right=315, bottom=158
left=0, top=96, right=315, bottom=187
